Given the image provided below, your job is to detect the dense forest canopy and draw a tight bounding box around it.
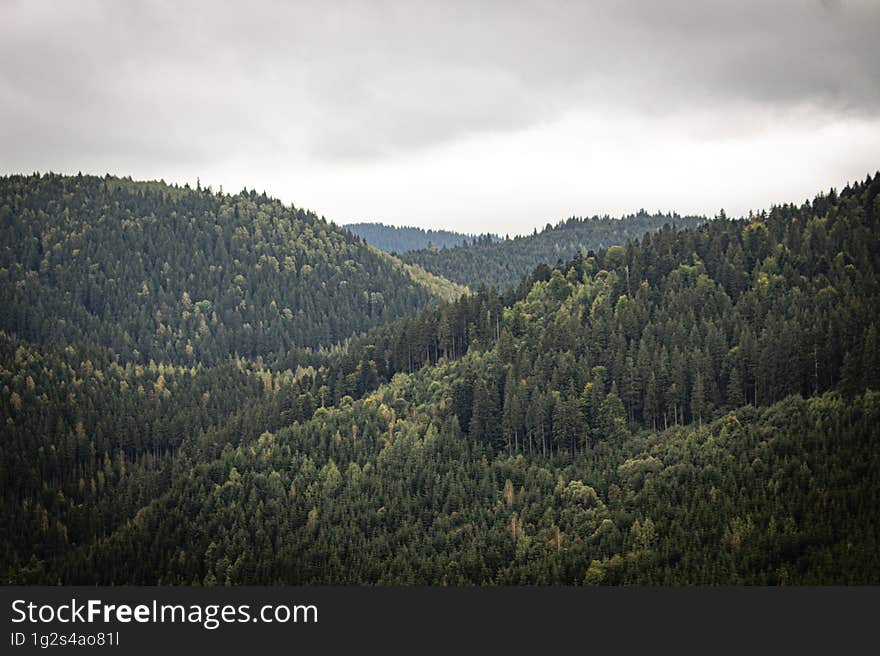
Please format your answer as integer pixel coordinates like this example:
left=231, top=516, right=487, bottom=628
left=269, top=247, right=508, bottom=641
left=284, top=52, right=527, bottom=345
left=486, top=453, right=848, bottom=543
left=402, top=211, right=705, bottom=291
left=2, top=170, right=879, bottom=585
left=0, top=173, right=460, bottom=368
left=344, top=222, right=499, bottom=254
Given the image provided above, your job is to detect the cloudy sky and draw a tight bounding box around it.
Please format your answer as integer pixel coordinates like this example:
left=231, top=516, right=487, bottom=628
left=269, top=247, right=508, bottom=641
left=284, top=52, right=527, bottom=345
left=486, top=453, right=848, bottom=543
left=1, top=0, right=879, bottom=234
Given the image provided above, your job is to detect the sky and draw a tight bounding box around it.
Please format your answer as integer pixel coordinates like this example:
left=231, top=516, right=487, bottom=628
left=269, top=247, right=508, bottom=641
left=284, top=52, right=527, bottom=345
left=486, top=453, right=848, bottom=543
left=1, top=0, right=879, bottom=235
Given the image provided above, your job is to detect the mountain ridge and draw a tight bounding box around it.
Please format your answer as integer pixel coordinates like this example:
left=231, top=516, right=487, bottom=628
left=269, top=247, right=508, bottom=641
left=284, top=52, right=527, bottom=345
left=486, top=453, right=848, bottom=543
left=402, top=211, right=706, bottom=291
left=0, top=173, right=464, bottom=367
left=344, top=221, right=499, bottom=254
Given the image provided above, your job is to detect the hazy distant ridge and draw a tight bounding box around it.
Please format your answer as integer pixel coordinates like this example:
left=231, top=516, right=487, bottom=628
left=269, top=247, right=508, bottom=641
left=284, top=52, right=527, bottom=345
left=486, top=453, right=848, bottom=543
left=345, top=221, right=499, bottom=253
left=402, top=211, right=705, bottom=291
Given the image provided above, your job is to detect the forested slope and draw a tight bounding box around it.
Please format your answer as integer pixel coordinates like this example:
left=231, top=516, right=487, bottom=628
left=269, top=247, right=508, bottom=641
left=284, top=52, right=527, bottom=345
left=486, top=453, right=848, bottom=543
left=0, top=173, right=456, bottom=367
left=8, top=172, right=878, bottom=585
left=59, top=378, right=880, bottom=585
left=0, top=331, right=329, bottom=581
left=345, top=222, right=497, bottom=253
left=402, top=211, right=704, bottom=291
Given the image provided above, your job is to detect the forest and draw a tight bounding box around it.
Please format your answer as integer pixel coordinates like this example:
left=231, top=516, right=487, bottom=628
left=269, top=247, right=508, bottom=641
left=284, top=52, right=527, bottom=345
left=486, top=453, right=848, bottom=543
left=402, top=211, right=704, bottom=291
left=344, top=222, right=498, bottom=254
left=1, top=171, right=879, bottom=584
left=0, top=173, right=459, bottom=368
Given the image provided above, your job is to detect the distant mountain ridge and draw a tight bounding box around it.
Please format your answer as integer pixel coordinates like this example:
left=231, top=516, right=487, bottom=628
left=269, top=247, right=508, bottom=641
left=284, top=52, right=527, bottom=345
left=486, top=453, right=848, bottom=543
left=402, top=211, right=705, bottom=291
left=344, top=221, right=500, bottom=253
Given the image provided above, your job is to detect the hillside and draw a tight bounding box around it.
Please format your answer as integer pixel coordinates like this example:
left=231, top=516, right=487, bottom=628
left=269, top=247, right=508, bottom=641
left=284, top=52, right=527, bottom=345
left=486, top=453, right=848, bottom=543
left=403, top=212, right=704, bottom=291
left=60, top=379, right=880, bottom=585
left=368, top=245, right=469, bottom=303
left=0, top=173, right=459, bottom=367
left=7, top=172, right=879, bottom=585
left=345, top=222, right=498, bottom=253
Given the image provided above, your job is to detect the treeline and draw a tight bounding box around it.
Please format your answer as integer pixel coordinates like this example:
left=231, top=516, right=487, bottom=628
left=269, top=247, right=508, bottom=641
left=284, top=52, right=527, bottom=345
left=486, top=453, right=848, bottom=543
left=0, top=173, right=451, bottom=367
left=403, top=211, right=705, bottom=290
left=345, top=222, right=498, bottom=253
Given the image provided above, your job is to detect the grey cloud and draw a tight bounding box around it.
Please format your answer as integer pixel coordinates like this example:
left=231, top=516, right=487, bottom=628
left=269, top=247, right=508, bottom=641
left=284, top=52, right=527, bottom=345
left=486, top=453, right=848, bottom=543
left=1, top=0, right=878, bottom=167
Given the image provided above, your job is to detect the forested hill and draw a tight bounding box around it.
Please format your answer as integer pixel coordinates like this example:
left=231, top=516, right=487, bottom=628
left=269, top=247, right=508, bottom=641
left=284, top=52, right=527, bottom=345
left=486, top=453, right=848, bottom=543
left=14, top=172, right=879, bottom=585
left=402, top=211, right=704, bottom=291
left=344, top=221, right=499, bottom=253
left=0, top=173, right=460, bottom=367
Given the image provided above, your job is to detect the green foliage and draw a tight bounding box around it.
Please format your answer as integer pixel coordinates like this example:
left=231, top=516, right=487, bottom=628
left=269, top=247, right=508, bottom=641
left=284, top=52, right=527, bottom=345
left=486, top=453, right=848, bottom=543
left=368, top=246, right=468, bottom=302
left=34, top=379, right=880, bottom=584
left=0, top=173, right=453, bottom=366
left=403, top=211, right=704, bottom=291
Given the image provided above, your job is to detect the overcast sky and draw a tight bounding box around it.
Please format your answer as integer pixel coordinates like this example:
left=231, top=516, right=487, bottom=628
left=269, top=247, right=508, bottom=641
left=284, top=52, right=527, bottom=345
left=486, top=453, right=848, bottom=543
left=1, top=0, right=879, bottom=234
